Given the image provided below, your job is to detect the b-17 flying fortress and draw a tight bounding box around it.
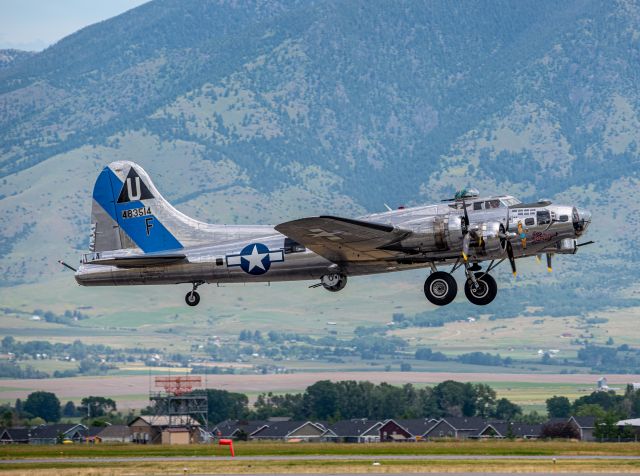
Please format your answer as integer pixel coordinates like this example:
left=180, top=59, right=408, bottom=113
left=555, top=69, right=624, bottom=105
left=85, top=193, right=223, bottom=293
left=71, top=161, right=591, bottom=307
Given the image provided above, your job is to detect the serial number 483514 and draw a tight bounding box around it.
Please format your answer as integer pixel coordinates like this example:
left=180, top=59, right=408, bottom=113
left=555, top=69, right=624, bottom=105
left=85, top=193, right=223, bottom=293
left=121, top=207, right=152, bottom=219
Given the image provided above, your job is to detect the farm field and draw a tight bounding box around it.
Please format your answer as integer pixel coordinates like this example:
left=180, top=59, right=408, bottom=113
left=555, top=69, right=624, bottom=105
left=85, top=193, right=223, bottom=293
left=1, top=371, right=637, bottom=411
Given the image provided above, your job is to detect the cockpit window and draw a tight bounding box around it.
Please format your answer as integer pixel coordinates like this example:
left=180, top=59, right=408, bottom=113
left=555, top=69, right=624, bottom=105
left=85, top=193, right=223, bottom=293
left=485, top=199, right=501, bottom=209
left=473, top=202, right=483, bottom=211
left=537, top=210, right=551, bottom=225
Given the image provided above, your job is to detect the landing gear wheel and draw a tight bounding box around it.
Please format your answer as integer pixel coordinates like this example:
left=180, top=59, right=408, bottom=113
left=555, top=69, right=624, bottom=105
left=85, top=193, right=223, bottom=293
left=464, top=273, right=497, bottom=306
left=321, top=273, right=347, bottom=292
left=424, top=271, right=457, bottom=306
left=185, top=291, right=200, bottom=307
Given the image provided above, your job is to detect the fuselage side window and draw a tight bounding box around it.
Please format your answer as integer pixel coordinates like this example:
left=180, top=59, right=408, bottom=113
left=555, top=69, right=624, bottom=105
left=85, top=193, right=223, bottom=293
left=537, top=210, right=551, bottom=225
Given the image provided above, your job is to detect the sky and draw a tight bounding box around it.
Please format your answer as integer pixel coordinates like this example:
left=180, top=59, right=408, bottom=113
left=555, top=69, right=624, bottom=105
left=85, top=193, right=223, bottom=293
left=0, top=0, right=149, bottom=51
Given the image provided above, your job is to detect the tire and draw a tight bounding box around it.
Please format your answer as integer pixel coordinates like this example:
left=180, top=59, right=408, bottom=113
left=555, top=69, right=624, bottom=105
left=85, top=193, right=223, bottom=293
left=424, top=271, right=457, bottom=306
left=185, top=291, right=200, bottom=307
left=322, top=274, right=347, bottom=292
left=464, top=272, right=497, bottom=306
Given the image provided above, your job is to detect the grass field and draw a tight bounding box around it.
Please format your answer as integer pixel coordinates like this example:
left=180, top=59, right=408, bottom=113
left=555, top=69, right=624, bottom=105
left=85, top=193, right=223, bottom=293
left=4, top=440, right=640, bottom=459
left=3, top=442, right=640, bottom=475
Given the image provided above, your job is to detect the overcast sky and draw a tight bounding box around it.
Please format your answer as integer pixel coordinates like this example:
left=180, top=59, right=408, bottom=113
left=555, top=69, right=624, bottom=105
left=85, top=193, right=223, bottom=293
left=0, top=0, right=149, bottom=51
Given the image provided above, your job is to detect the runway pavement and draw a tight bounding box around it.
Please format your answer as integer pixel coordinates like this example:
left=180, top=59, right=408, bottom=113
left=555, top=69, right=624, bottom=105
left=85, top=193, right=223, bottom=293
left=2, top=454, right=640, bottom=464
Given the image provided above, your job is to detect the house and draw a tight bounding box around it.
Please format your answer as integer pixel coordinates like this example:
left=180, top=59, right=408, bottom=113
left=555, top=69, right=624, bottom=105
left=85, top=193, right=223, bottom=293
left=29, top=424, right=87, bottom=445
left=615, top=418, right=640, bottom=438
left=378, top=419, right=413, bottom=441
left=0, top=427, right=31, bottom=444
left=568, top=416, right=596, bottom=441
left=95, top=424, right=132, bottom=443
left=396, top=419, right=439, bottom=441
left=423, top=417, right=485, bottom=440
left=250, top=421, right=327, bottom=441
left=128, top=415, right=200, bottom=444
left=378, top=418, right=439, bottom=442
left=212, top=419, right=269, bottom=440
left=85, top=426, right=105, bottom=444
left=477, top=422, right=542, bottom=439
left=161, top=427, right=191, bottom=445
left=325, top=419, right=382, bottom=443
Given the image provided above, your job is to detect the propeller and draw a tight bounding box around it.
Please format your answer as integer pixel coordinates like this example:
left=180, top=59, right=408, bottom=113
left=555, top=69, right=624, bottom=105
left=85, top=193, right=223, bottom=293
left=460, top=198, right=471, bottom=262
left=506, top=241, right=517, bottom=277
left=462, top=233, right=471, bottom=262
left=546, top=253, right=553, bottom=272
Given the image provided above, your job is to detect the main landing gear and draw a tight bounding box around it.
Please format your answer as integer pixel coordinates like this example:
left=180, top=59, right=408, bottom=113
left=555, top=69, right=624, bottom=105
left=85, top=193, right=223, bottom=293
left=423, top=262, right=498, bottom=306
left=185, top=281, right=203, bottom=306
left=309, top=273, right=348, bottom=292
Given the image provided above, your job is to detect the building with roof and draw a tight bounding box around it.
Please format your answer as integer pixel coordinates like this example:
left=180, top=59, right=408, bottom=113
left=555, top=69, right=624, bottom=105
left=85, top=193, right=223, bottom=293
left=95, top=424, right=132, bottom=443
left=324, top=419, right=382, bottom=443
left=129, top=415, right=200, bottom=444
left=568, top=416, right=596, bottom=441
left=212, top=419, right=270, bottom=440
left=0, top=427, right=31, bottom=444
left=250, top=421, right=326, bottom=441
left=29, top=424, right=87, bottom=445
left=477, top=421, right=542, bottom=439
left=423, top=417, right=486, bottom=440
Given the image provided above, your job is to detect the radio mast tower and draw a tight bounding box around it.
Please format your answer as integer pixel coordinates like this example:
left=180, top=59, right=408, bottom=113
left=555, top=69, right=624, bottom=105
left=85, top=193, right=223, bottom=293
left=149, top=375, right=208, bottom=429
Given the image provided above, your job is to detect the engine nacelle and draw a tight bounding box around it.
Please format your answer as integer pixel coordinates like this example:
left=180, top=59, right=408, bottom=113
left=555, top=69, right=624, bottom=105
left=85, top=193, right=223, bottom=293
left=468, top=221, right=506, bottom=259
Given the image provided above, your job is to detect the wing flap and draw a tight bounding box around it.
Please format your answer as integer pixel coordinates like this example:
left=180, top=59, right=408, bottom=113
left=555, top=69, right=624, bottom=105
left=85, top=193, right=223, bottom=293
left=275, top=216, right=410, bottom=264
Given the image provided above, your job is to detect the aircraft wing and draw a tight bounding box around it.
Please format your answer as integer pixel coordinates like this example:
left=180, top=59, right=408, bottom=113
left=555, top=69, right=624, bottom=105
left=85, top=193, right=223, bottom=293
left=275, top=215, right=411, bottom=264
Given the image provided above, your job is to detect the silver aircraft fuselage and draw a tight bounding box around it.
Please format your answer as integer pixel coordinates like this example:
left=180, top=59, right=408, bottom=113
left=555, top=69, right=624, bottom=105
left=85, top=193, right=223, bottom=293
left=76, top=197, right=590, bottom=286
left=73, top=161, right=591, bottom=306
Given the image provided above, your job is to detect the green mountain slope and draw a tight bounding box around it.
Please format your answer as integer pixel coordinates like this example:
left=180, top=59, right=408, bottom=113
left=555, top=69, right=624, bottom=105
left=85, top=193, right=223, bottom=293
left=0, top=0, right=638, bottom=331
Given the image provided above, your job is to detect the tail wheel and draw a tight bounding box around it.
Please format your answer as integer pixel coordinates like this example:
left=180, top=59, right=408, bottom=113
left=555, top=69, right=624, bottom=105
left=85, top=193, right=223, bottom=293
left=185, top=291, right=200, bottom=307
left=424, top=271, right=457, bottom=306
left=464, top=273, right=497, bottom=306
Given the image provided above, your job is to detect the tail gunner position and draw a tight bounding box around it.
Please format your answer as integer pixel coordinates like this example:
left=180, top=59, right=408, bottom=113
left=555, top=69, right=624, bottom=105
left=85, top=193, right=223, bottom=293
left=69, top=161, right=592, bottom=307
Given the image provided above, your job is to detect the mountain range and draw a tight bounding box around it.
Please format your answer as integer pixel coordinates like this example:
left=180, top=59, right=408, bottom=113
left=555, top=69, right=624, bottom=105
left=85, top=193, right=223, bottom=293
left=0, top=0, right=638, bottom=320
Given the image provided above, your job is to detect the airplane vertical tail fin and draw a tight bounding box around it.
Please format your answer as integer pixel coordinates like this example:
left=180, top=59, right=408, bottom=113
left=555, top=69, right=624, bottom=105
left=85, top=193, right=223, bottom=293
left=90, top=161, right=194, bottom=253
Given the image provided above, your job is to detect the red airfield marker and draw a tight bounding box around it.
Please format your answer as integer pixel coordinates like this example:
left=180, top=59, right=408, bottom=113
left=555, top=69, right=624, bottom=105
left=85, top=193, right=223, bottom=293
left=219, top=438, right=235, bottom=457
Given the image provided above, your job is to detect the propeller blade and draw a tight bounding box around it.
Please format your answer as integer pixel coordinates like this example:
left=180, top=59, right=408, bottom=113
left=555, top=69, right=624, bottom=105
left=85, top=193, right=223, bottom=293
left=536, top=255, right=541, bottom=263
left=506, top=242, right=517, bottom=277
left=546, top=253, right=553, bottom=273
left=577, top=240, right=595, bottom=247
left=462, top=233, right=471, bottom=262
left=462, top=198, right=470, bottom=228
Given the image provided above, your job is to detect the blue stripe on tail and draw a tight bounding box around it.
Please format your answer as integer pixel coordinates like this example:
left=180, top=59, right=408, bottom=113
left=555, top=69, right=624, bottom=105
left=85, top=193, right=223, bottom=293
left=92, top=166, right=183, bottom=253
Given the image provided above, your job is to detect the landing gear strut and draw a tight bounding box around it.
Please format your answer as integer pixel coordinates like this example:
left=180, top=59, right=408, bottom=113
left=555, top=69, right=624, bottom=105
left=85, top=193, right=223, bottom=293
left=464, top=272, right=497, bottom=306
left=185, top=281, right=203, bottom=306
left=424, top=271, right=457, bottom=306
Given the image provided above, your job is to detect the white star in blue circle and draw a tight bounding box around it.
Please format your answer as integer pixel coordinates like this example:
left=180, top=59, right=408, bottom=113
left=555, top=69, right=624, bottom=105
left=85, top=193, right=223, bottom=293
left=240, top=243, right=271, bottom=275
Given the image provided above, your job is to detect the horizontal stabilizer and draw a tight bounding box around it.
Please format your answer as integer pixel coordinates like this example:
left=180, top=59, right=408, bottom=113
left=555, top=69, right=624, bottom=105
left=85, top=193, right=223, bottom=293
left=275, top=215, right=410, bottom=264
